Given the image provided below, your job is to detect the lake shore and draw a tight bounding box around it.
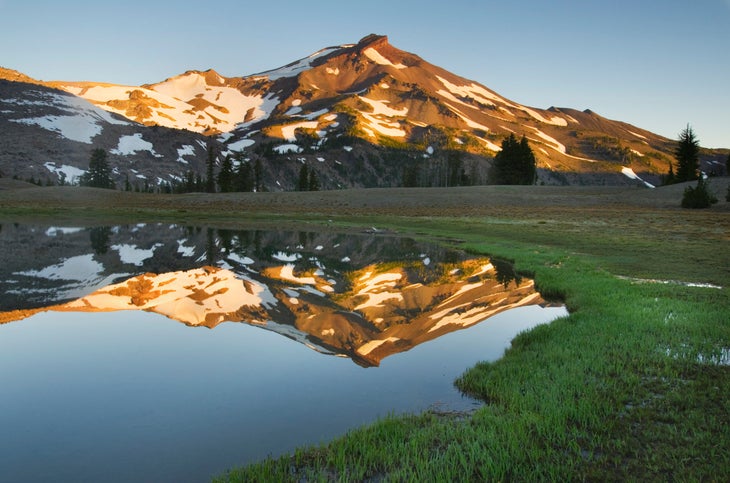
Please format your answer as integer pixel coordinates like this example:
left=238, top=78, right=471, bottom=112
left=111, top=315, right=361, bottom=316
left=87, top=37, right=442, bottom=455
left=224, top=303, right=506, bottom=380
left=1, top=180, right=729, bottom=480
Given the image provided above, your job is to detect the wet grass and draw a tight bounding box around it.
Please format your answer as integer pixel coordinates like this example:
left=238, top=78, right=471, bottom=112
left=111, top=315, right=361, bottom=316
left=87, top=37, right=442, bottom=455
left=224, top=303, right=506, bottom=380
left=215, top=205, right=729, bottom=481
left=1, top=184, right=728, bottom=480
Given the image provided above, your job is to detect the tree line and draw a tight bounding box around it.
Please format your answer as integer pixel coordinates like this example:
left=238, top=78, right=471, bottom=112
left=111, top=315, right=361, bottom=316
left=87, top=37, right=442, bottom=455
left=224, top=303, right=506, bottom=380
left=33, top=127, right=728, bottom=202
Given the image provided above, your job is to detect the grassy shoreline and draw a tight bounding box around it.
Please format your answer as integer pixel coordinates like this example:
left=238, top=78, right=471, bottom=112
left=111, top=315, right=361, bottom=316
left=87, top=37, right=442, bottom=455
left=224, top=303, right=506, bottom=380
left=227, top=215, right=727, bottom=481
left=1, top=183, right=728, bottom=480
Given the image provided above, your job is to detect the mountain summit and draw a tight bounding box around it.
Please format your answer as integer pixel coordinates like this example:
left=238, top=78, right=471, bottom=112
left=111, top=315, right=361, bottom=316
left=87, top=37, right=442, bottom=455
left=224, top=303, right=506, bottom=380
left=1, top=35, right=726, bottom=189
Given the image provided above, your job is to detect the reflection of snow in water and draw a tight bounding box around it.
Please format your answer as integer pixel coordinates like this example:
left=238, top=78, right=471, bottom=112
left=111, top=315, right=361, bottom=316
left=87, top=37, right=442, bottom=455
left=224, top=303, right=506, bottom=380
left=112, top=243, right=163, bottom=266
left=12, top=253, right=130, bottom=301
left=16, top=254, right=102, bottom=281
left=0, top=223, right=572, bottom=483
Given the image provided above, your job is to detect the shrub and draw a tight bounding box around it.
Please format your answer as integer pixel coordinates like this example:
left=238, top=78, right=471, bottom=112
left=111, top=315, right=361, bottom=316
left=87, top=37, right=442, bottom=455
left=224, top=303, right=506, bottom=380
left=681, top=177, right=718, bottom=209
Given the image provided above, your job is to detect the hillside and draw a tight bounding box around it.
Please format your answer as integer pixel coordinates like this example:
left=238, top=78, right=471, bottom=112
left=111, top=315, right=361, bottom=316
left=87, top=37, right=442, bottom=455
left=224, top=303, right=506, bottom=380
left=1, top=35, right=727, bottom=190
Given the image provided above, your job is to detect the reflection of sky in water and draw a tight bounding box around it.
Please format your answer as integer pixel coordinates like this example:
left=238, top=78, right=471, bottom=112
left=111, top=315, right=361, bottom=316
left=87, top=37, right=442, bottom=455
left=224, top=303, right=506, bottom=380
left=0, top=305, right=566, bottom=483
left=0, top=224, right=568, bottom=482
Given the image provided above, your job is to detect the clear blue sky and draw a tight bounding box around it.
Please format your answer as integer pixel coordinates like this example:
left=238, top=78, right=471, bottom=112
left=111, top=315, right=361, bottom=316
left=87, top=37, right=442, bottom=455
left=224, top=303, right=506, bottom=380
left=2, top=0, right=728, bottom=148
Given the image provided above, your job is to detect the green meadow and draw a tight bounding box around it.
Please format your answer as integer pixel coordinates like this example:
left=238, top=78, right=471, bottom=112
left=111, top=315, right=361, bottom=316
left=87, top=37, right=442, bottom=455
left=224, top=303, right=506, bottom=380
left=214, top=191, right=729, bottom=481
left=0, top=182, right=728, bottom=480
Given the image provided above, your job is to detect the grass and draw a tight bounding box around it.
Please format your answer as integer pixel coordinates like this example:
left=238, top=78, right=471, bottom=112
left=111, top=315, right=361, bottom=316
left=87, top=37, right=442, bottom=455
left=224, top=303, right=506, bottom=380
left=1, top=182, right=728, bottom=480
left=215, top=214, right=729, bottom=481
left=215, top=199, right=728, bottom=480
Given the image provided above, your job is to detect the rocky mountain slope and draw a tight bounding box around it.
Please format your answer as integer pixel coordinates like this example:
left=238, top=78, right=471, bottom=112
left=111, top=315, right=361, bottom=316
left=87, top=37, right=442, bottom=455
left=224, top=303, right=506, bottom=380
left=1, top=35, right=727, bottom=189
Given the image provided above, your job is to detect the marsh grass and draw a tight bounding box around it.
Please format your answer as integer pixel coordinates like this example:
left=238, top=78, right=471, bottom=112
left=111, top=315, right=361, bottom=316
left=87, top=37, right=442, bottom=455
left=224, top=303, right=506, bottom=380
left=1, top=184, right=727, bottom=480
left=216, top=209, right=729, bottom=481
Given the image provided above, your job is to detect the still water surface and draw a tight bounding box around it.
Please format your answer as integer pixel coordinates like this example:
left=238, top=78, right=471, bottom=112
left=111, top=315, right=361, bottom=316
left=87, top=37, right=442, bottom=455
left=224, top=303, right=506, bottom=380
left=0, top=224, right=566, bottom=482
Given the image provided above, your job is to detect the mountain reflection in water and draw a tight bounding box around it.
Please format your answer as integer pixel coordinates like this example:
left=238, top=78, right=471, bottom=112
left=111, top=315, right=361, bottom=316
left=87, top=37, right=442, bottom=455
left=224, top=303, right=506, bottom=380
left=0, top=224, right=558, bottom=367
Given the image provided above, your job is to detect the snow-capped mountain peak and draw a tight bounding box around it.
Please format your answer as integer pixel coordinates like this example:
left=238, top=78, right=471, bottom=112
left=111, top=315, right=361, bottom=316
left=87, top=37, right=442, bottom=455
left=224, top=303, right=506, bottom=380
left=3, top=34, right=724, bottom=190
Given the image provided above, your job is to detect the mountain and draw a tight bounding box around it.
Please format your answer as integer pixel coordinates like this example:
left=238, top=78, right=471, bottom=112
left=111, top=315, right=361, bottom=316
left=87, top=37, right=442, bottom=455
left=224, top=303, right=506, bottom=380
left=0, top=69, right=215, bottom=187
left=1, top=35, right=727, bottom=189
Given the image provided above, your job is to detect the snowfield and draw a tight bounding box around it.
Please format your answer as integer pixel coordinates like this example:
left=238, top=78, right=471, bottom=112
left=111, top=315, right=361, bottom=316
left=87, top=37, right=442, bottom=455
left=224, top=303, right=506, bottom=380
left=358, top=96, right=408, bottom=137
left=363, top=48, right=407, bottom=69
left=44, top=162, right=86, bottom=183
left=111, top=133, right=162, bottom=157
left=621, top=167, right=655, bottom=188
left=58, top=73, right=280, bottom=133
left=9, top=91, right=128, bottom=144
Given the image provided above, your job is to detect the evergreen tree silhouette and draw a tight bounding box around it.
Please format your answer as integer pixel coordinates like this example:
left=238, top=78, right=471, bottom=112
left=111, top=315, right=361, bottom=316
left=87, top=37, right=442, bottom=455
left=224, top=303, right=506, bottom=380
left=675, top=125, right=700, bottom=183
left=80, top=149, right=114, bottom=189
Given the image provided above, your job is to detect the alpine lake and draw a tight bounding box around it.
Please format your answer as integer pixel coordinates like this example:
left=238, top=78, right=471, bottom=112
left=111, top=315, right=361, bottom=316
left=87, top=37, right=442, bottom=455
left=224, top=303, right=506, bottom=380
left=0, top=223, right=566, bottom=482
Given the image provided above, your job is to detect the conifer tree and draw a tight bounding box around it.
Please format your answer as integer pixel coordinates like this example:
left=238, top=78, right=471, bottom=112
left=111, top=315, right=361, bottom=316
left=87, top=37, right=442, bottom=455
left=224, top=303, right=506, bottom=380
left=674, top=124, right=700, bottom=183
left=235, top=160, right=254, bottom=192
left=80, top=148, right=114, bottom=189
left=489, top=134, right=536, bottom=185
left=298, top=164, right=310, bottom=191
left=308, top=169, right=320, bottom=191
left=217, top=155, right=235, bottom=192
left=205, top=143, right=216, bottom=193
left=254, top=158, right=263, bottom=192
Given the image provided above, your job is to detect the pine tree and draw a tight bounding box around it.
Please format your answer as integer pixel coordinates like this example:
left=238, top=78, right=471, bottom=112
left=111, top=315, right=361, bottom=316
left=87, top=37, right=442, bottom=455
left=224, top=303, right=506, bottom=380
left=518, top=136, right=537, bottom=184
left=447, top=151, right=463, bottom=187
left=183, top=170, right=196, bottom=193
left=489, top=134, right=536, bottom=185
left=308, top=169, right=320, bottom=191
left=80, top=148, right=114, bottom=189
left=675, top=124, right=700, bottom=182
left=217, top=155, right=235, bottom=192
left=235, top=160, right=254, bottom=192
left=205, top=143, right=216, bottom=193
left=254, top=158, right=263, bottom=192
left=298, top=164, right=310, bottom=191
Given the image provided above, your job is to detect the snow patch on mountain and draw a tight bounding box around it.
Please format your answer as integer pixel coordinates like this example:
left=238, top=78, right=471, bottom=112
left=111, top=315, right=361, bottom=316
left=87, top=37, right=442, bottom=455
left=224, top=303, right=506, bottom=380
left=281, top=121, right=320, bottom=141
left=436, top=75, right=502, bottom=107
left=529, top=127, right=566, bottom=153
left=628, top=130, right=647, bottom=140
left=621, top=167, right=655, bottom=188
left=479, top=138, right=502, bottom=152
left=111, top=133, right=162, bottom=157
left=358, top=96, right=408, bottom=137
left=151, top=73, right=278, bottom=131
left=274, top=144, right=302, bottom=154
left=444, top=102, right=491, bottom=132
left=176, top=144, right=195, bottom=164
left=257, top=46, right=343, bottom=80
left=8, top=91, right=128, bottom=143
left=44, top=162, right=86, bottom=183
left=519, top=106, right=568, bottom=126
left=59, top=76, right=279, bottom=134
left=363, top=48, right=406, bottom=69
left=436, top=75, right=566, bottom=126
left=227, top=138, right=255, bottom=151
left=630, top=149, right=644, bottom=157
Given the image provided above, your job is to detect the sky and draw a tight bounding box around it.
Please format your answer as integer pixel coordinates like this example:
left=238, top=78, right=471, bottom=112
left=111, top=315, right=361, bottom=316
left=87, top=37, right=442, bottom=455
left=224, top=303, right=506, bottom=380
left=1, top=0, right=728, bottom=148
